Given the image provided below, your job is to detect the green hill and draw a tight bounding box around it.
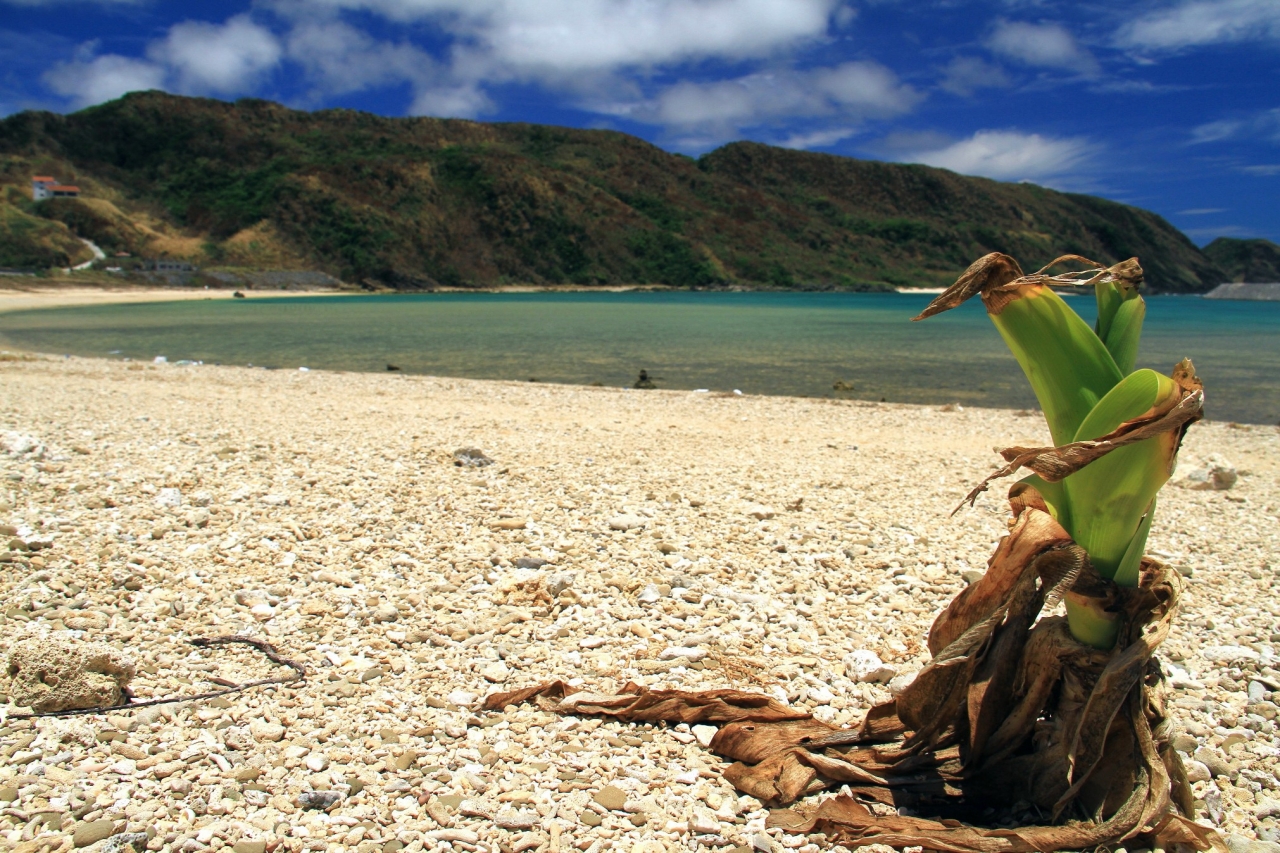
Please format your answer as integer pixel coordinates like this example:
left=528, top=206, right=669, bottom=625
left=1203, top=237, right=1280, bottom=282
left=0, top=91, right=1225, bottom=291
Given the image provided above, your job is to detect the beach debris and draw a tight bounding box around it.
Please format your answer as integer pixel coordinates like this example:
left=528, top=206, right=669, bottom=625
left=1179, top=454, right=1238, bottom=490
left=485, top=680, right=811, bottom=725
left=481, top=661, right=510, bottom=682
left=546, top=573, right=575, bottom=596
left=7, top=636, right=305, bottom=720
left=232, top=290, right=246, bottom=298
left=2, top=431, right=44, bottom=457
left=6, top=638, right=136, bottom=713
left=100, top=833, right=150, bottom=853
left=296, top=790, right=343, bottom=810
left=633, top=369, right=656, bottom=389
left=841, top=649, right=895, bottom=683
left=386, top=363, right=401, bottom=371
left=493, top=571, right=553, bottom=607
left=155, top=486, right=183, bottom=508
left=453, top=446, right=493, bottom=467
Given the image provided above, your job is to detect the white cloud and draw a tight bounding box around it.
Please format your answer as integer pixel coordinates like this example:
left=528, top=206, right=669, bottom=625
left=621, top=62, right=918, bottom=142
left=409, top=84, right=494, bottom=118
left=938, top=56, right=1011, bottom=96
left=1117, top=0, right=1280, bottom=51
left=263, top=0, right=860, bottom=125
left=285, top=20, right=437, bottom=96
left=1189, top=109, right=1280, bottom=144
left=44, top=53, right=165, bottom=108
left=274, top=0, right=841, bottom=79
left=148, top=15, right=281, bottom=95
left=986, top=20, right=1099, bottom=75
left=1183, top=224, right=1252, bottom=239
left=1089, top=78, right=1184, bottom=94
left=43, top=15, right=281, bottom=108
left=1190, top=119, right=1245, bottom=144
left=900, top=129, right=1096, bottom=182
left=1177, top=207, right=1228, bottom=214
left=778, top=127, right=859, bottom=149
left=1241, top=164, right=1280, bottom=176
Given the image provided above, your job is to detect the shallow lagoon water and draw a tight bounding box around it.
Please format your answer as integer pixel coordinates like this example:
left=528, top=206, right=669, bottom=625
left=1, top=290, right=1276, bottom=424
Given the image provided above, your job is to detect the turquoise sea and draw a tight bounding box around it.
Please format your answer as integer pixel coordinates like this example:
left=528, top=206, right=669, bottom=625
left=0, top=291, right=1276, bottom=424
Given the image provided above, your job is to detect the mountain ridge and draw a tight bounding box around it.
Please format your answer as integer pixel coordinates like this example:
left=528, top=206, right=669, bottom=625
left=0, top=91, right=1231, bottom=292
left=1203, top=237, right=1280, bottom=283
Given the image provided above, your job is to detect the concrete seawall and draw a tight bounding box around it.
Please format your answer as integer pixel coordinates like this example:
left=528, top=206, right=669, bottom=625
left=1204, top=282, right=1280, bottom=300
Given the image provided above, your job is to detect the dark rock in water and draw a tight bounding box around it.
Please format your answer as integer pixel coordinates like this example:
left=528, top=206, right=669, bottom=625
left=232, top=291, right=246, bottom=298
left=386, top=363, right=401, bottom=371
left=297, top=790, right=343, bottom=810
left=515, top=557, right=550, bottom=569
left=633, top=369, right=656, bottom=390
left=832, top=380, right=854, bottom=391
left=453, top=447, right=493, bottom=467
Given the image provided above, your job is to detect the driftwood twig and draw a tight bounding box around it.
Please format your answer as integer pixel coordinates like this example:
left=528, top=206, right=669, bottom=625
left=7, top=636, right=306, bottom=720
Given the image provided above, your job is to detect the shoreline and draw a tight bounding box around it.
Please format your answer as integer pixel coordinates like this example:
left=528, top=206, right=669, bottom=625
left=0, top=290, right=1271, bottom=427
left=0, top=280, right=946, bottom=314
left=0, top=282, right=350, bottom=314
left=0, top=280, right=1219, bottom=317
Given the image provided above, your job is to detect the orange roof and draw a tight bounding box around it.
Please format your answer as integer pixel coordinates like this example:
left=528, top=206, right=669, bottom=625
left=51, top=185, right=80, bottom=192
left=32, top=176, right=55, bottom=182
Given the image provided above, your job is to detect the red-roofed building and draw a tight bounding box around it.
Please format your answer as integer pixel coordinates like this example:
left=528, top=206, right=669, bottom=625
left=32, top=176, right=79, bottom=200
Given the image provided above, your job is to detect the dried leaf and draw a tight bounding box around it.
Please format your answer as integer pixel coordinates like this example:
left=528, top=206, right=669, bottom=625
left=959, top=382, right=1204, bottom=509
left=913, top=253, right=1141, bottom=323
left=1055, top=561, right=1183, bottom=814
left=912, top=253, right=1024, bottom=321
left=928, top=508, right=1070, bottom=654
left=710, top=719, right=837, bottom=763
left=483, top=528, right=1223, bottom=853
left=483, top=680, right=810, bottom=723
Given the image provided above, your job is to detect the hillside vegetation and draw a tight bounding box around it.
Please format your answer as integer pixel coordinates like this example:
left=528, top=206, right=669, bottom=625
left=1203, top=237, right=1280, bottom=282
left=0, top=91, right=1227, bottom=291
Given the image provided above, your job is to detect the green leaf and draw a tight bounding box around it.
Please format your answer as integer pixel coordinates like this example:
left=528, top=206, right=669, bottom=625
left=1097, top=285, right=1145, bottom=375
left=989, top=284, right=1123, bottom=447
left=1063, top=369, right=1177, bottom=583
left=1112, top=498, right=1156, bottom=589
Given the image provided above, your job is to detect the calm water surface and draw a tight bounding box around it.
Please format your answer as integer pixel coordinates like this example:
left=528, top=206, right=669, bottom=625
left=1, top=291, right=1275, bottom=424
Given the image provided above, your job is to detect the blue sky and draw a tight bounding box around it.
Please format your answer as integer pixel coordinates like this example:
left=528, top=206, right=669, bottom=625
left=2, top=0, right=1278, bottom=246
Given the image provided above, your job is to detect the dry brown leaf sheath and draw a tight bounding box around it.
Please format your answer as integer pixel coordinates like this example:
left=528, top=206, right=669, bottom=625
left=959, top=371, right=1203, bottom=510
left=486, top=506, right=1223, bottom=853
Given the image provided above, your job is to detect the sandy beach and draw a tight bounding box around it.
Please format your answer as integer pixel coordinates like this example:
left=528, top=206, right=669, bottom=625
left=0, top=281, right=687, bottom=317
left=0, top=345, right=1278, bottom=853
left=0, top=283, right=345, bottom=316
